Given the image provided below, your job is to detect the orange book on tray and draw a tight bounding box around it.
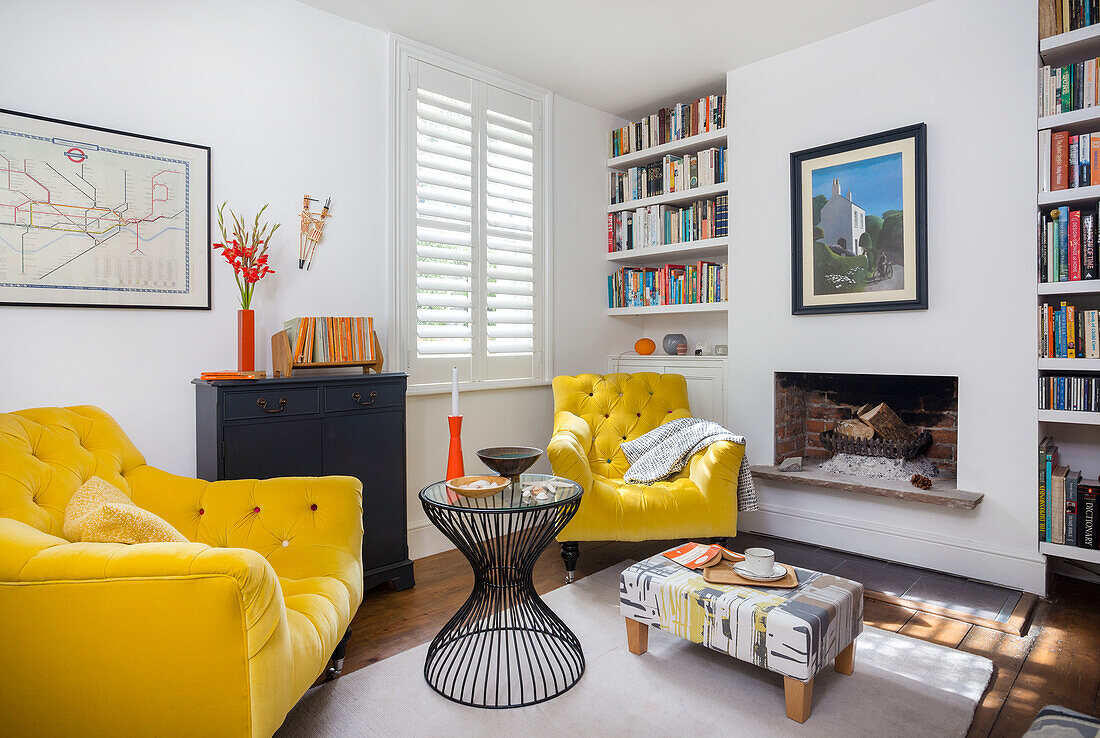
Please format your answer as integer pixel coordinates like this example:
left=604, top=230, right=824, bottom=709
left=662, top=542, right=745, bottom=570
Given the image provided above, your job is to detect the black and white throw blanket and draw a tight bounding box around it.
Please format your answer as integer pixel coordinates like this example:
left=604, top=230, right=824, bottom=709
left=621, top=417, right=758, bottom=512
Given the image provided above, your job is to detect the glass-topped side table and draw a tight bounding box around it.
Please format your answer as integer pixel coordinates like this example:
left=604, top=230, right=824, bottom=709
left=419, top=473, right=584, bottom=708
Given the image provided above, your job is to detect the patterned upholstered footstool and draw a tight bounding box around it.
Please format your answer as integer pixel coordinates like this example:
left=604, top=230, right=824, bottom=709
left=620, top=554, right=864, bottom=723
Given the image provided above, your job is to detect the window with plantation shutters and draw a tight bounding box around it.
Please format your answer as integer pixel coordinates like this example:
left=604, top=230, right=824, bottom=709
left=397, top=44, right=550, bottom=388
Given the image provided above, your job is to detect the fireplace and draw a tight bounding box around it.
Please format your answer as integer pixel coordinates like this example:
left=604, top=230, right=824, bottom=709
left=774, top=372, right=958, bottom=474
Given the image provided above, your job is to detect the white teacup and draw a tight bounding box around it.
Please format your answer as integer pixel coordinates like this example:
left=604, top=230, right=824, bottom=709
left=743, top=547, right=776, bottom=577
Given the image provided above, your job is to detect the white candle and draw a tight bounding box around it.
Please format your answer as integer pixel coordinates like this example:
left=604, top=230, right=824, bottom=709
left=451, top=366, right=459, bottom=417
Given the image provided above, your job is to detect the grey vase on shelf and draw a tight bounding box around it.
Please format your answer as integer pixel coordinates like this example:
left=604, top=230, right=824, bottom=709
left=662, top=333, right=687, bottom=356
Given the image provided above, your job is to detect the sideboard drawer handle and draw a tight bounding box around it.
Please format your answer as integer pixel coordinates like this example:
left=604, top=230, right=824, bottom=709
left=352, top=391, right=377, bottom=406
left=257, top=397, right=288, bottom=413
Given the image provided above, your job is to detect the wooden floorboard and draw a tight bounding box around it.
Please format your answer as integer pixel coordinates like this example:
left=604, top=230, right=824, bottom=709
left=990, top=575, right=1100, bottom=736
left=961, top=605, right=1044, bottom=738
left=898, top=611, right=973, bottom=648
left=347, top=543, right=1100, bottom=736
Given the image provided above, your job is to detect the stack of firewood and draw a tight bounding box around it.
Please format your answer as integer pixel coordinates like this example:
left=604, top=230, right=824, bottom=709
left=835, top=403, right=918, bottom=442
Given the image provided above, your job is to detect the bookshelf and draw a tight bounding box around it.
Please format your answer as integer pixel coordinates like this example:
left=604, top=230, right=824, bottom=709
left=605, top=101, right=729, bottom=319
left=607, top=128, right=727, bottom=168
left=1037, top=279, right=1100, bottom=295
left=1037, top=13, right=1100, bottom=566
left=1040, top=541, right=1100, bottom=564
left=606, top=237, right=727, bottom=265
left=1038, top=357, right=1100, bottom=370
left=608, top=302, right=728, bottom=317
left=607, top=181, right=728, bottom=214
left=1038, top=183, right=1100, bottom=205
left=1038, top=409, right=1100, bottom=425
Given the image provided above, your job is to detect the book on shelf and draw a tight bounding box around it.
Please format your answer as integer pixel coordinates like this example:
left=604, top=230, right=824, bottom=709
left=609, top=146, right=726, bottom=205
left=1038, top=375, right=1100, bottom=411
left=1038, top=301, right=1100, bottom=358
left=607, top=197, right=724, bottom=252
left=1037, top=207, right=1099, bottom=282
left=1053, top=465, right=1069, bottom=544
left=284, top=316, right=375, bottom=364
left=199, top=370, right=266, bottom=380
left=1038, top=130, right=1100, bottom=192
left=608, top=95, right=726, bottom=158
left=607, top=261, right=727, bottom=309
left=1039, top=436, right=1100, bottom=548
left=1039, top=437, right=1056, bottom=541
left=1040, top=0, right=1100, bottom=39
left=1082, top=480, right=1100, bottom=548
left=1067, top=469, right=1081, bottom=546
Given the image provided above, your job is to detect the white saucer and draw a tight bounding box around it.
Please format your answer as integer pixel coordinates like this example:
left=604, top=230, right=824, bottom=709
left=732, top=562, right=787, bottom=582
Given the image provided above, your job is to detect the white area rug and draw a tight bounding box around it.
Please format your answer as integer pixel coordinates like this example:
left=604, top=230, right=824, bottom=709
left=279, top=562, right=993, bottom=737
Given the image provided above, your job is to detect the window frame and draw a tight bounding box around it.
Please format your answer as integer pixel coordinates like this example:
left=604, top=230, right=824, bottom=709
left=392, top=36, right=553, bottom=392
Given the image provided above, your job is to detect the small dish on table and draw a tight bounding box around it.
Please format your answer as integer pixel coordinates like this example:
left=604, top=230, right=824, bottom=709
left=445, top=475, right=509, bottom=498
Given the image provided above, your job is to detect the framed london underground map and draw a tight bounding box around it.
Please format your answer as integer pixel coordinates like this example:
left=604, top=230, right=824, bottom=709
left=0, top=109, right=210, bottom=309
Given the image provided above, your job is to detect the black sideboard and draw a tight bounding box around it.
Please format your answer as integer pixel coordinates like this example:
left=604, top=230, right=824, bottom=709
left=193, top=372, right=413, bottom=591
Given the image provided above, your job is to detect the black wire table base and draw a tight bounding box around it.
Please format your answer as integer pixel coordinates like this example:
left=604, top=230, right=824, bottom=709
left=421, top=493, right=584, bottom=708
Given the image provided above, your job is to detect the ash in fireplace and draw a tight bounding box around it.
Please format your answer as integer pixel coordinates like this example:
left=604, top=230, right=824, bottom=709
left=819, top=453, right=941, bottom=481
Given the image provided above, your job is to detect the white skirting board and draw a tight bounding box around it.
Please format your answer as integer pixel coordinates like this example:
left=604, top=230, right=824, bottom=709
left=407, top=519, right=455, bottom=561
left=740, top=504, right=1047, bottom=596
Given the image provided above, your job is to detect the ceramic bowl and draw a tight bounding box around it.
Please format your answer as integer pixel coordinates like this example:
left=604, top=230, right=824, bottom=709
left=476, top=446, right=544, bottom=482
left=445, top=475, right=510, bottom=498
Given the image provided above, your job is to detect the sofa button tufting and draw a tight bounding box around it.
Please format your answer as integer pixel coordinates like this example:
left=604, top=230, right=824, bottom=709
left=636, top=413, right=641, bottom=417
left=310, top=504, right=318, bottom=511
left=282, top=540, right=289, bottom=547
left=253, top=506, right=260, bottom=513
left=199, top=508, right=204, bottom=515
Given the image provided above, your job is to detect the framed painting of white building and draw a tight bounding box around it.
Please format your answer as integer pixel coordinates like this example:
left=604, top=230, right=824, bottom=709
left=790, top=123, right=927, bottom=315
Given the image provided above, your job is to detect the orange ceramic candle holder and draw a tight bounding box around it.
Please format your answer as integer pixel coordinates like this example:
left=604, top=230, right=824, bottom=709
left=446, top=415, right=464, bottom=480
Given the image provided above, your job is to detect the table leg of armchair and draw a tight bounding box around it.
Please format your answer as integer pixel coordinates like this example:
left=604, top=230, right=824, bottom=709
left=560, top=541, right=579, bottom=583
left=326, top=627, right=352, bottom=681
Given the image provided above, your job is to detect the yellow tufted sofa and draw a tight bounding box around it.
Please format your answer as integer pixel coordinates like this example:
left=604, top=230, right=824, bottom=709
left=0, top=406, right=364, bottom=737
left=548, top=373, right=744, bottom=580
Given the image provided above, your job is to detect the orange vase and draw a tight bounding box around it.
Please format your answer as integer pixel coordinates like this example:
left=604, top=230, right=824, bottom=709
left=237, top=309, right=255, bottom=371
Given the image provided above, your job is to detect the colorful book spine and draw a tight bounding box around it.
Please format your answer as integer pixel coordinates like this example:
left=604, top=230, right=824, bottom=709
left=1082, top=484, right=1099, bottom=549
left=1060, top=206, right=1071, bottom=280
left=1067, top=471, right=1080, bottom=547
left=1070, top=210, right=1082, bottom=280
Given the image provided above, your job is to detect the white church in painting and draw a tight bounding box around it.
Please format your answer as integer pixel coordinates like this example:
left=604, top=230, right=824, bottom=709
left=819, top=178, right=866, bottom=255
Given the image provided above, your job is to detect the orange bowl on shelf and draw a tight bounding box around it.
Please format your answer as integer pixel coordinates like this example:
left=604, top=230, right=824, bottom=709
left=634, top=338, right=656, bottom=355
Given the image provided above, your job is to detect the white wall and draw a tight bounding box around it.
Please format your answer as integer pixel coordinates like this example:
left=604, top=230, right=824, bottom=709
left=727, top=0, right=1044, bottom=592
left=0, top=0, right=619, bottom=560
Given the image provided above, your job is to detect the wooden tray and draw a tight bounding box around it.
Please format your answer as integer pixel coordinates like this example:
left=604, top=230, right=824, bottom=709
left=702, top=561, right=799, bottom=588
left=445, top=475, right=509, bottom=498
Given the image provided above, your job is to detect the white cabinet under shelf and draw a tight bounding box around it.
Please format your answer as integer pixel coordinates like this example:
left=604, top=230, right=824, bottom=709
left=607, top=355, right=727, bottom=425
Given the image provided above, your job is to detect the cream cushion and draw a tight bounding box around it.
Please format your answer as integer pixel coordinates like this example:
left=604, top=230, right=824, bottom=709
left=63, top=476, right=187, bottom=544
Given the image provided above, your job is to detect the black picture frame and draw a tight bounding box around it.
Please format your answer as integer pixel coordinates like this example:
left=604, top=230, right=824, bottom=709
left=790, top=122, right=927, bottom=315
left=0, top=107, right=211, bottom=310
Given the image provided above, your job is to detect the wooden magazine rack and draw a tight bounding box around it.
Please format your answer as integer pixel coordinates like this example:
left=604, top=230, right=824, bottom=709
left=271, top=329, right=384, bottom=377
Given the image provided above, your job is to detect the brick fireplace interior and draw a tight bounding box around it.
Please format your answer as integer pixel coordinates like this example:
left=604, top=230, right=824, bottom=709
left=774, top=372, right=958, bottom=473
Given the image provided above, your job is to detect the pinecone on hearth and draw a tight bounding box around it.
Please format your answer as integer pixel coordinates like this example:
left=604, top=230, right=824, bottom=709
left=910, top=474, right=932, bottom=490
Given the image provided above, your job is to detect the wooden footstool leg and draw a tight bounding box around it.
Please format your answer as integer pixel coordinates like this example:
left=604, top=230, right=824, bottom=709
left=625, top=617, right=649, bottom=655
left=835, top=640, right=855, bottom=675
left=784, top=676, right=813, bottom=723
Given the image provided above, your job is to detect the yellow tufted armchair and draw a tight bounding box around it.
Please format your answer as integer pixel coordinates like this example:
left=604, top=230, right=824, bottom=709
left=0, top=406, right=364, bottom=737
left=549, top=373, right=744, bottom=581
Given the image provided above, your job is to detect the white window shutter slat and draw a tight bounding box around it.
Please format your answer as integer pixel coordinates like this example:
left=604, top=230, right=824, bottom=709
left=404, top=53, right=543, bottom=385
